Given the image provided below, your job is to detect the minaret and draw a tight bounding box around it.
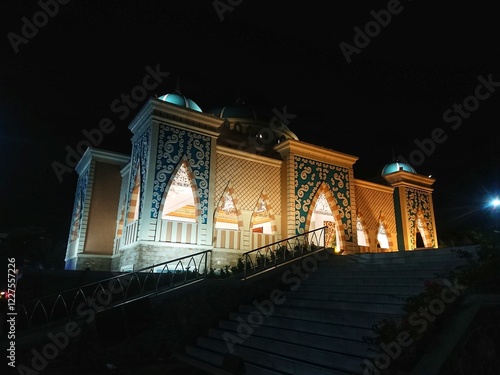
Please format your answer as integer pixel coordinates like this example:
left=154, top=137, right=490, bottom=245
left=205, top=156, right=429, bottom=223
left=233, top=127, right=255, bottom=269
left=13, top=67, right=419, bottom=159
left=382, top=160, right=438, bottom=251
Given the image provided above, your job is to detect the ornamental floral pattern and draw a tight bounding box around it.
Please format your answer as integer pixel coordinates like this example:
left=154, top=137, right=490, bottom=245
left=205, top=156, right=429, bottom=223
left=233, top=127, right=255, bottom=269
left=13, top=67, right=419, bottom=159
left=127, top=127, right=151, bottom=221
left=152, top=124, right=211, bottom=223
left=405, top=188, right=435, bottom=249
left=69, top=168, right=89, bottom=239
left=294, top=156, right=351, bottom=239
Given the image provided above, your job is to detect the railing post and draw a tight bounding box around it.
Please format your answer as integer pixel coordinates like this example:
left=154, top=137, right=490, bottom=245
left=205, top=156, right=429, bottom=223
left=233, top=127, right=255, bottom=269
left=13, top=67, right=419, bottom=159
left=243, top=253, right=247, bottom=279
left=324, top=226, right=326, bottom=251
left=204, top=251, right=208, bottom=277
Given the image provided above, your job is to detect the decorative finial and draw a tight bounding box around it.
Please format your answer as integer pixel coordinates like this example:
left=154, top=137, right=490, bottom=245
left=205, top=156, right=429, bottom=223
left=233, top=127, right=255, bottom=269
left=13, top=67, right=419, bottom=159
left=175, top=75, right=181, bottom=94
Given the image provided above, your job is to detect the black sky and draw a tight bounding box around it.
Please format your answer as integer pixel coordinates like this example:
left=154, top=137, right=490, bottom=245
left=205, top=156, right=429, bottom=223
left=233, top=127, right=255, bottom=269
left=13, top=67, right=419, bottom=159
left=1, top=1, right=499, bottom=244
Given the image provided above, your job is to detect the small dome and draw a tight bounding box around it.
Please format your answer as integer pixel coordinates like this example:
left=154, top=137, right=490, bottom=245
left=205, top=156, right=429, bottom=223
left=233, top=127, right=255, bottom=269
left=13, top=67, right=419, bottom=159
left=158, top=91, right=202, bottom=112
left=381, top=160, right=417, bottom=176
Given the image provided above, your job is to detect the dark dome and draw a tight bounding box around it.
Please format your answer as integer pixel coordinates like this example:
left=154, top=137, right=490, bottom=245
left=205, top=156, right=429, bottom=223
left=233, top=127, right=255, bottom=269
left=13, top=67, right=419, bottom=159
left=206, top=99, right=271, bottom=121
left=381, top=160, right=417, bottom=176
left=206, top=98, right=299, bottom=157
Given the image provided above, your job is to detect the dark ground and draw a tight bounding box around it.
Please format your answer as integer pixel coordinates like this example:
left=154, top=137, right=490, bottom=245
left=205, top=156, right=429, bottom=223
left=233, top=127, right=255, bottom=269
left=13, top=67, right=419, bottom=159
left=35, top=356, right=212, bottom=375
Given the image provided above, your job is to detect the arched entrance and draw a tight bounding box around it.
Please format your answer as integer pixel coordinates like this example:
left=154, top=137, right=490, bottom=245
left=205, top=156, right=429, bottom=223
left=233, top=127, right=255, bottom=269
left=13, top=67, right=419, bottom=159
left=307, top=183, right=345, bottom=253
left=157, top=159, right=200, bottom=243
left=415, top=212, right=433, bottom=248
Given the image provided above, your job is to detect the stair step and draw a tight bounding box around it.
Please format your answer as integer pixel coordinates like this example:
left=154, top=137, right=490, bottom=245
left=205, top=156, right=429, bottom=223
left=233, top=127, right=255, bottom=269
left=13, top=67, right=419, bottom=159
left=207, top=324, right=376, bottom=356
left=185, top=344, right=225, bottom=367
left=318, top=258, right=465, bottom=268
left=174, top=352, right=236, bottom=375
left=283, top=297, right=405, bottom=314
left=310, top=268, right=456, bottom=278
left=244, top=362, right=304, bottom=375
left=236, top=305, right=396, bottom=328
left=181, top=247, right=477, bottom=375
left=298, top=283, right=424, bottom=294
left=288, top=290, right=412, bottom=304
left=243, top=359, right=352, bottom=375
left=194, top=336, right=367, bottom=375
left=353, top=251, right=473, bottom=264
left=308, top=276, right=440, bottom=286
left=222, top=313, right=374, bottom=340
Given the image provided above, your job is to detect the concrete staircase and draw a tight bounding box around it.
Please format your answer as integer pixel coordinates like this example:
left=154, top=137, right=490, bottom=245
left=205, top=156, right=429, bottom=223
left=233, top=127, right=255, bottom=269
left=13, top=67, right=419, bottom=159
left=177, top=246, right=476, bottom=375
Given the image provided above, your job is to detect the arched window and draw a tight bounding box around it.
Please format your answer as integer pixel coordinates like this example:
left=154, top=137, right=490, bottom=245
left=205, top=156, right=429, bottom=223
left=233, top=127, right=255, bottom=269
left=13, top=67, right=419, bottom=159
left=162, top=161, right=197, bottom=223
left=310, top=191, right=339, bottom=250
left=377, top=221, right=390, bottom=249
left=215, top=190, right=239, bottom=230
left=356, top=215, right=368, bottom=247
left=251, top=195, right=273, bottom=234
left=416, top=216, right=426, bottom=248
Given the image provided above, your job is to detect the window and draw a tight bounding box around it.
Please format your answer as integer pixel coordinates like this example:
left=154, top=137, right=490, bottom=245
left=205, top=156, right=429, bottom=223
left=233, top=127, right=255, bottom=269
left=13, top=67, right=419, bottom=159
left=162, top=162, right=197, bottom=223
left=251, top=196, right=273, bottom=234
left=215, top=190, right=238, bottom=230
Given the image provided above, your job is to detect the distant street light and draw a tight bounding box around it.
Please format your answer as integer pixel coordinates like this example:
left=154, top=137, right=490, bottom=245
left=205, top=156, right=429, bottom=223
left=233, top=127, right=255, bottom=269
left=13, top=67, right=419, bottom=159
left=492, top=197, right=500, bottom=209
left=490, top=197, right=500, bottom=243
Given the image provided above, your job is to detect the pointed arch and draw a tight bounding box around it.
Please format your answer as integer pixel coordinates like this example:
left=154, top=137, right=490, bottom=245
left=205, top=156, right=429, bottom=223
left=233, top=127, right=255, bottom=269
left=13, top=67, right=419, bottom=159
left=250, top=191, right=277, bottom=235
left=213, top=184, right=243, bottom=249
left=306, top=182, right=346, bottom=252
left=250, top=190, right=277, bottom=249
left=159, top=158, right=201, bottom=223
left=377, top=212, right=394, bottom=251
left=214, top=185, right=243, bottom=231
left=356, top=212, right=370, bottom=251
left=416, top=210, right=433, bottom=248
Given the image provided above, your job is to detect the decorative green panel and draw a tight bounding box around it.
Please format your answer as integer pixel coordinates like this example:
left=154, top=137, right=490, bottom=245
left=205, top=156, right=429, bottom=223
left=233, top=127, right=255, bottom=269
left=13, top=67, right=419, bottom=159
left=127, top=127, right=151, bottom=220
left=405, top=188, right=435, bottom=248
left=152, top=124, right=211, bottom=223
left=294, top=156, right=351, bottom=240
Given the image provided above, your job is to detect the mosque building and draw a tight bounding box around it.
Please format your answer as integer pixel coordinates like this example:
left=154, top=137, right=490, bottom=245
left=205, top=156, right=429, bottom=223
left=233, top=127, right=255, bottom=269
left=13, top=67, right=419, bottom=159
left=64, top=91, right=438, bottom=271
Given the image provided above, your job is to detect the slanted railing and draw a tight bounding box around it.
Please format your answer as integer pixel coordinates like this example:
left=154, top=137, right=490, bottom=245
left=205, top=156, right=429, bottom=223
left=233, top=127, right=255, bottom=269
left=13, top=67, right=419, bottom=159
left=242, top=226, right=326, bottom=279
left=17, top=228, right=328, bottom=331
left=17, top=250, right=211, bottom=331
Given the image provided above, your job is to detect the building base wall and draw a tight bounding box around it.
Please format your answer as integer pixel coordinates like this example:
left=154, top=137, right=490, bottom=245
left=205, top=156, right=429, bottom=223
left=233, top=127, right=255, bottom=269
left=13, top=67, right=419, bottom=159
left=65, top=254, right=112, bottom=271
left=111, top=241, right=213, bottom=272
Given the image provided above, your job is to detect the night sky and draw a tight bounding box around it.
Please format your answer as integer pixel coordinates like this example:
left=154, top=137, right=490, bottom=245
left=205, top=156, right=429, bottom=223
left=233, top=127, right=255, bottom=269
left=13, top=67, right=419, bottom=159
left=1, top=1, right=499, bottom=247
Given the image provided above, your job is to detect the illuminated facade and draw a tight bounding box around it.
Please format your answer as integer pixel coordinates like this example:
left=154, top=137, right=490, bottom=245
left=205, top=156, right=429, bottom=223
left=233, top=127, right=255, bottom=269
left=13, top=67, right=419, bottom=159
left=64, top=92, right=438, bottom=271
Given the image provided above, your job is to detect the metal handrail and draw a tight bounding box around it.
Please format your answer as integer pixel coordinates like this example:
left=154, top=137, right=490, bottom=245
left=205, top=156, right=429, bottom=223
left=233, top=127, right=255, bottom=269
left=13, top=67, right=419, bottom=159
left=17, top=250, right=211, bottom=331
left=242, top=226, right=326, bottom=279
left=16, top=227, right=328, bottom=330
